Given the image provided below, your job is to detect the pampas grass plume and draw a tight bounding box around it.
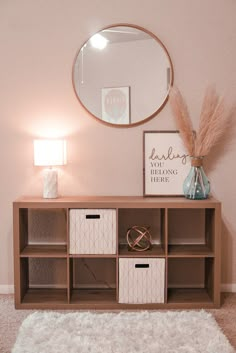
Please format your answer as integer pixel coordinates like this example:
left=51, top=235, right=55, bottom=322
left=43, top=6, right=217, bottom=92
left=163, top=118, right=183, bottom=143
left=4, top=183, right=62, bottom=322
left=169, top=87, right=195, bottom=156
left=169, top=85, right=233, bottom=158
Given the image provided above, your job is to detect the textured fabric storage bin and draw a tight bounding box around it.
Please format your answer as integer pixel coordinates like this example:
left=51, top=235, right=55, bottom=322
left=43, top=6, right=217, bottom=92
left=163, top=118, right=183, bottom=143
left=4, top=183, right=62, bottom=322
left=119, top=258, right=165, bottom=304
left=69, top=209, right=116, bottom=254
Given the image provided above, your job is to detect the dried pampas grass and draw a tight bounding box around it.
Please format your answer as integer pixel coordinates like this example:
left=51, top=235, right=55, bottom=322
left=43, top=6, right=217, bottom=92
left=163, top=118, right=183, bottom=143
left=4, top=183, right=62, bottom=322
left=169, top=86, right=233, bottom=158
left=169, top=87, right=195, bottom=156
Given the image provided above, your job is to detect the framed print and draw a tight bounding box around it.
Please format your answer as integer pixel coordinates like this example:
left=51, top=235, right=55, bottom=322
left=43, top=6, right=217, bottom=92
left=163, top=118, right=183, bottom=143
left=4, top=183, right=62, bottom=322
left=143, top=131, right=190, bottom=196
left=102, top=86, right=130, bottom=124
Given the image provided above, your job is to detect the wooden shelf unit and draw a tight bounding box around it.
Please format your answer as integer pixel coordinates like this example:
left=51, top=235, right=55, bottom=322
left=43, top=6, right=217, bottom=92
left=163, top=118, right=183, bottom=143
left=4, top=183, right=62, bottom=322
left=20, top=244, right=67, bottom=258
left=13, top=196, right=221, bottom=309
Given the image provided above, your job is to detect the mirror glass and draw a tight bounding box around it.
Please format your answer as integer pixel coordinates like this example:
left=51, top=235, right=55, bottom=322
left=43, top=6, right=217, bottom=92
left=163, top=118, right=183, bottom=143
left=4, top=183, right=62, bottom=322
left=72, top=24, right=173, bottom=127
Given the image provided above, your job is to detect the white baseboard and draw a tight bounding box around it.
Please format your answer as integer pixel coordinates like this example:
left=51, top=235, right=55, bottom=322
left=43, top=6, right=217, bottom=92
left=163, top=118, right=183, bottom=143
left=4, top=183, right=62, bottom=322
left=221, top=283, right=236, bottom=293
left=0, top=285, right=14, bottom=294
left=0, top=284, right=236, bottom=294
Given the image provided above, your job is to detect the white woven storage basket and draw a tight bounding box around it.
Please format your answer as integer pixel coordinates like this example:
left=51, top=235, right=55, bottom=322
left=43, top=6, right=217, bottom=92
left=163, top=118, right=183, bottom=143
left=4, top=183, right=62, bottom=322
left=69, top=209, right=116, bottom=254
left=119, top=258, right=165, bottom=304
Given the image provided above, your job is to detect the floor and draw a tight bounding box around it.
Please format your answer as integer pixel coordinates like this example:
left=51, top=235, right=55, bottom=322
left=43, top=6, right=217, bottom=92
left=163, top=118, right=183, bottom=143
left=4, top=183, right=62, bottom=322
left=0, top=293, right=236, bottom=353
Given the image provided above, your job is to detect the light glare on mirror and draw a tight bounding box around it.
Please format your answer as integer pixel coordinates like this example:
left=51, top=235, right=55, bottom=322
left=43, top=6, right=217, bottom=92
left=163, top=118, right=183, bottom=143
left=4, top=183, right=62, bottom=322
left=90, top=33, right=109, bottom=50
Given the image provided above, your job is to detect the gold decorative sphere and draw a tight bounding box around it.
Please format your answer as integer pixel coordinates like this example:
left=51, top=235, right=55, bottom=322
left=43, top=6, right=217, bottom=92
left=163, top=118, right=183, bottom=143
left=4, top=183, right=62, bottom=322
left=126, top=226, right=152, bottom=252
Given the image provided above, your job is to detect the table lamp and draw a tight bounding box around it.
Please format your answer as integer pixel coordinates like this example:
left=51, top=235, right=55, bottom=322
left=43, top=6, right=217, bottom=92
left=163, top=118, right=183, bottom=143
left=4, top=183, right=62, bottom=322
left=34, top=139, right=67, bottom=198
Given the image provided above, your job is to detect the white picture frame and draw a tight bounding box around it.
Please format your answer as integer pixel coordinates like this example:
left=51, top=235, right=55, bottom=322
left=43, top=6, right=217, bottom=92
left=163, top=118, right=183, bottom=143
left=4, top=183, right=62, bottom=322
left=101, top=86, right=130, bottom=124
left=143, top=131, right=190, bottom=196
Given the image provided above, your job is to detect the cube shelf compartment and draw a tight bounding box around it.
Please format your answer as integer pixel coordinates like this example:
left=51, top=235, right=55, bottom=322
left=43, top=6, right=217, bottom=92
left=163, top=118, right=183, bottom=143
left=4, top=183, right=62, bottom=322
left=168, top=208, right=215, bottom=256
left=13, top=196, right=221, bottom=309
left=70, top=257, right=117, bottom=305
left=118, top=208, right=165, bottom=257
left=19, top=257, right=68, bottom=307
left=167, top=257, right=214, bottom=305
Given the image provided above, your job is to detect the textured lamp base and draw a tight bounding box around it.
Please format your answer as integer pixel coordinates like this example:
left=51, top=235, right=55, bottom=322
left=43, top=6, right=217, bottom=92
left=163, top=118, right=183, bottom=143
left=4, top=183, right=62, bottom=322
left=43, top=169, right=58, bottom=199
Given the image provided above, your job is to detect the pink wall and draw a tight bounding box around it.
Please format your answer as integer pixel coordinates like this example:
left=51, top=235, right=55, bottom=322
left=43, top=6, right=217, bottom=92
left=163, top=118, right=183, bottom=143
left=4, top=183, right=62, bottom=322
left=0, top=0, right=236, bottom=291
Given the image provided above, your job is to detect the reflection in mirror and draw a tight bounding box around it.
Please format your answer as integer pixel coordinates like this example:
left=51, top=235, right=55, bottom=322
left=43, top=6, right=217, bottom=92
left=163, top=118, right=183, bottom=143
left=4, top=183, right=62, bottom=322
left=72, top=24, right=173, bottom=127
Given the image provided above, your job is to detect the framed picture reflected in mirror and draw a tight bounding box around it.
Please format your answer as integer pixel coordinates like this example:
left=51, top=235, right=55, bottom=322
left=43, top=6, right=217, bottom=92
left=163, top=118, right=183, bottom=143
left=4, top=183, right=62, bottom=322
left=101, top=86, right=130, bottom=124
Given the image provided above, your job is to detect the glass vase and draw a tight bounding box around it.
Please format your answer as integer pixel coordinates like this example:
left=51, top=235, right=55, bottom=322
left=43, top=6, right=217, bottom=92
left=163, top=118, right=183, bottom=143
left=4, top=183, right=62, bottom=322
left=183, top=157, right=210, bottom=200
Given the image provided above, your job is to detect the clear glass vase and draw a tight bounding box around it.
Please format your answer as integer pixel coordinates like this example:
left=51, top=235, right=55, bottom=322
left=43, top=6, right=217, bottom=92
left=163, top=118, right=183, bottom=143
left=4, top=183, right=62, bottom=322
left=183, top=157, right=210, bottom=200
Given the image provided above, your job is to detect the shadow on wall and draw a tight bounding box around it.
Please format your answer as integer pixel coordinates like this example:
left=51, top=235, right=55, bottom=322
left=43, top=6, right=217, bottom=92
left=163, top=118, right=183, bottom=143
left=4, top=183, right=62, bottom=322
left=205, top=106, right=236, bottom=174
left=221, top=219, right=235, bottom=288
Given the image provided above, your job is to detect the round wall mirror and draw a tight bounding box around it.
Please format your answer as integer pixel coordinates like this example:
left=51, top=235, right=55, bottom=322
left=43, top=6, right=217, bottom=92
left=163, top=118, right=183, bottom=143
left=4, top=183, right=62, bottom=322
left=72, top=24, right=173, bottom=127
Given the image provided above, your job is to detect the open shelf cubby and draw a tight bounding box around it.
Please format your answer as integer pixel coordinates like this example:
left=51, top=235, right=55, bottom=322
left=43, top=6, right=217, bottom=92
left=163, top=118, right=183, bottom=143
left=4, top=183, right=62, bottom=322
left=167, top=257, right=214, bottom=305
left=70, top=258, right=117, bottom=305
left=167, top=208, right=215, bottom=256
left=118, top=208, right=165, bottom=257
left=13, top=196, right=221, bottom=309
left=18, top=208, right=67, bottom=256
left=19, top=257, right=68, bottom=307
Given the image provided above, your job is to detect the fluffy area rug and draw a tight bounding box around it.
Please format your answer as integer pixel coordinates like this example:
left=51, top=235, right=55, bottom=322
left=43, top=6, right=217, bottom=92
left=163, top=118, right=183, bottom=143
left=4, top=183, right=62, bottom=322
left=12, top=310, right=235, bottom=353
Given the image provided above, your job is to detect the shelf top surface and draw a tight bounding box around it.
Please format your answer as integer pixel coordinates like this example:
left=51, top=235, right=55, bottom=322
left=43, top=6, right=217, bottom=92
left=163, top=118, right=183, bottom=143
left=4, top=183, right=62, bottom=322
left=14, top=195, right=221, bottom=208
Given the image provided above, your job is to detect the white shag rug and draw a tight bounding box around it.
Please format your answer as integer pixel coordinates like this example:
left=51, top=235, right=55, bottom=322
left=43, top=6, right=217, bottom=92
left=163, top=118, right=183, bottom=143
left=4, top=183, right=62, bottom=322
left=12, top=310, right=235, bottom=353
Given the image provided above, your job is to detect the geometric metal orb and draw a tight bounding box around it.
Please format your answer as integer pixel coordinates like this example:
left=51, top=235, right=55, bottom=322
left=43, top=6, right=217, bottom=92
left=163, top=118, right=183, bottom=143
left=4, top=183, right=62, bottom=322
left=126, top=226, right=152, bottom=252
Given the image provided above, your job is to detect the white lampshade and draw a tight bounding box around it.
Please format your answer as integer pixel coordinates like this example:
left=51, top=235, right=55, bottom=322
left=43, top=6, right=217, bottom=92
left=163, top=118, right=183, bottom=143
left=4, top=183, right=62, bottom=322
left=34, top=139, right=67, bottom=199
left=34, top=139, right=67, bottom=166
